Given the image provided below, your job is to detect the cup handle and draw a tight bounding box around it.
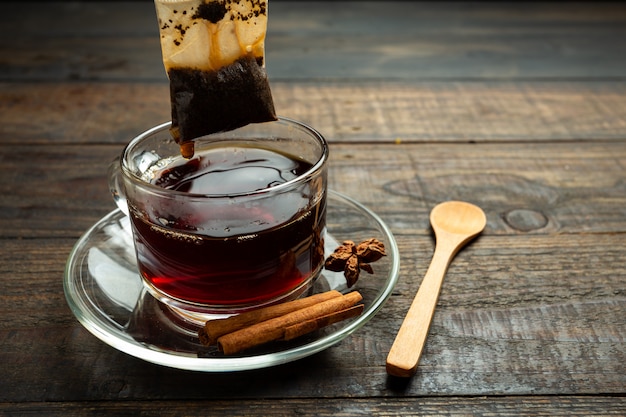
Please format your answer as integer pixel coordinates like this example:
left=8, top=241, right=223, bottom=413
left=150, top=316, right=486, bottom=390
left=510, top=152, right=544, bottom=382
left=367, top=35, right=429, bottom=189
left=108, top=156, right=129, bottom=216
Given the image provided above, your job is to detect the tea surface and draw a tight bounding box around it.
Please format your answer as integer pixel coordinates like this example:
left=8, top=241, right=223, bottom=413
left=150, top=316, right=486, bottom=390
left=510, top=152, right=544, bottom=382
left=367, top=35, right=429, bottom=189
left=129, top=145, right=326, bottom=307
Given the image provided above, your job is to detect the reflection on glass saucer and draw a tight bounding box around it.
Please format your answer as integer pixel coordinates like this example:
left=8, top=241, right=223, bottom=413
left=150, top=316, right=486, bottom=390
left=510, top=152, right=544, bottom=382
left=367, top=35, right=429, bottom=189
left=64, top=190, right=400, bottom=372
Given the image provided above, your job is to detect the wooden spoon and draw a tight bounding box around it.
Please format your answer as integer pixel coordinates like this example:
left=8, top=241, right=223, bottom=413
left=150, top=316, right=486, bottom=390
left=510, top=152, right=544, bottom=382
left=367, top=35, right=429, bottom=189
left=386, top=201, right=486, bottom=378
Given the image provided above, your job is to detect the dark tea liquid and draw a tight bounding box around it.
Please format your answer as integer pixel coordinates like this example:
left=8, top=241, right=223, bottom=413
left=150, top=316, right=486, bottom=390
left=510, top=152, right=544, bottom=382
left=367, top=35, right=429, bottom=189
left=128, top=144, right=326, bottom=308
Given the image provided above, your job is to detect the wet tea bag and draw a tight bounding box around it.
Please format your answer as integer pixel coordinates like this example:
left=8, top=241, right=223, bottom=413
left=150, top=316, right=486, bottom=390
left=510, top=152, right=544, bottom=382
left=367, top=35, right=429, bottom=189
left=154, top=0, right=277, bottom=157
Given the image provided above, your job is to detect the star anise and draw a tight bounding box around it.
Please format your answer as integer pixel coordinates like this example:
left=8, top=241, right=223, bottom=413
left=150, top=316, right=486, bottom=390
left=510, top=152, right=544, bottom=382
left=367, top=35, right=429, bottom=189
left=324, top=238, right=386, bottom=287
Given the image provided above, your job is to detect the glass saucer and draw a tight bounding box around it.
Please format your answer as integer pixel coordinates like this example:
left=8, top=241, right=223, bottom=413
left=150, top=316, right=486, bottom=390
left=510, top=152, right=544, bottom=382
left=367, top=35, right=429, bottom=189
left=64, top=190, right=400, bottom=372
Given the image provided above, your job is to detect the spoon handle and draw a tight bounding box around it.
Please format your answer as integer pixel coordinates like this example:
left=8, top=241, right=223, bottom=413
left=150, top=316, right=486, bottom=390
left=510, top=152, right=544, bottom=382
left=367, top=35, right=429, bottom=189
left=386, top=240, right=456, bottom=378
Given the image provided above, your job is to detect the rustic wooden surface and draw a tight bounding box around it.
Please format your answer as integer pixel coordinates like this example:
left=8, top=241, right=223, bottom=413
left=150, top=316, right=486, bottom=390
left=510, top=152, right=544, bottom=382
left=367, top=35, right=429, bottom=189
left=1, top=1, right=625, bottom=415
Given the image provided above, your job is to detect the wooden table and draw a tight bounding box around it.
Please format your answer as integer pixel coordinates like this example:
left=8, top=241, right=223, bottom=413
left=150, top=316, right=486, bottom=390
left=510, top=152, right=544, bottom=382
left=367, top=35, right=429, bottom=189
left=1, top=1, right=625, bottom=415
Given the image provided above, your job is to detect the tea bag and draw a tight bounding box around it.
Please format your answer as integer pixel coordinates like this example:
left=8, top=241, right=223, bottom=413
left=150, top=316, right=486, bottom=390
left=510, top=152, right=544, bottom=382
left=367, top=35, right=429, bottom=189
left=154, top=0, right=277, bottom=158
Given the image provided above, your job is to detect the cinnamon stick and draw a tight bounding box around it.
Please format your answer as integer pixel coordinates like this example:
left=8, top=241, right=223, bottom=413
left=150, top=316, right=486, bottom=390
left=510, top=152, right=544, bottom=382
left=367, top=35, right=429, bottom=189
left=282, top=304, right=364, bottom=341
left=198, top=290, right=343, bottom=346
left=217, top=291, right=363, bottom=355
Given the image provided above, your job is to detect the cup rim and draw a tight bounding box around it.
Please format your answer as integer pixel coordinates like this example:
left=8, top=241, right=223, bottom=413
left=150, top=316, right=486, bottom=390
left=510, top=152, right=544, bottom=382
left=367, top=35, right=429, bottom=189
left=120, top=116, right=329, bottom=199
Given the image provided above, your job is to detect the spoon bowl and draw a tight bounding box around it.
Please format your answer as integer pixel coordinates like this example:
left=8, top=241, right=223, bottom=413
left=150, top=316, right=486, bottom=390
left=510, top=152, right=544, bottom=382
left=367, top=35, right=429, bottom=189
left=431, top=201, right=488, bottom=238
left=386, top=201, right=486, bottom=378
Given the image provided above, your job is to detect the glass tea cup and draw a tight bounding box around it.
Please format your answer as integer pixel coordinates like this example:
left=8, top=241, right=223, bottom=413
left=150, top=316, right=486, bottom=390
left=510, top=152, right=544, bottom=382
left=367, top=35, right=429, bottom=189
left=108, top=117, right=328, bottom=319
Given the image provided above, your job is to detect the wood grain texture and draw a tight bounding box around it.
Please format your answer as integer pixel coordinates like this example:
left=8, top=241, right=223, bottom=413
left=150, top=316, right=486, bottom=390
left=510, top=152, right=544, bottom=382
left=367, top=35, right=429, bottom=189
left=1, top=142, right=624, bottom=400
left=2, top=81, right=626, bottom=144
left=1, top=2, right=625, bottom=81
left=2, top=397, right=626, bottom=417
left=1, top=245, right=624, bottom=400
left=1, top=1, right=625, bottom=414
left=2, top=141, right=625, bottom=238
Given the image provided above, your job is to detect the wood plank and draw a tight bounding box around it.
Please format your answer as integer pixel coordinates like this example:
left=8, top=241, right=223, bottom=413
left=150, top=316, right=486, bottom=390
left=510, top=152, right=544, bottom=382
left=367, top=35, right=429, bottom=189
left=2, top=81, right=626, bottom=145
left=2, top=397, right=625, bottom=416
left=1, top=233, right=624, bottom=400
left=2, top=0, right=625, bottom=411
left=3, top=233, right=625, bottom=332
left=266, top=2, right=626, bottom=80
left=2, top=143, right=625, bottom=398
left=1, top=2, right=625, bottom=81
left=1, top=141, right=625, bottom=238
left=0, top=143, right=119, bottom=238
